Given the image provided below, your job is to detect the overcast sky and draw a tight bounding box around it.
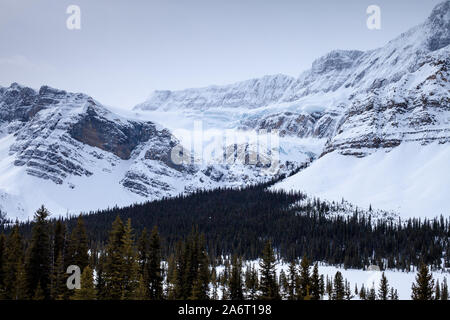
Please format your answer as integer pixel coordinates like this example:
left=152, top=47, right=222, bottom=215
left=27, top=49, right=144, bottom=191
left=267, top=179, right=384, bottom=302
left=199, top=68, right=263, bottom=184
left=0, top=0, right=443, bottom=109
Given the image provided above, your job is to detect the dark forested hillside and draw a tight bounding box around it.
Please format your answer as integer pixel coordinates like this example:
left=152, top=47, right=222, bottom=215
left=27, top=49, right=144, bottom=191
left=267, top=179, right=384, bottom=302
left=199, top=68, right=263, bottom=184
left=3, top=181, right=450, bottom=270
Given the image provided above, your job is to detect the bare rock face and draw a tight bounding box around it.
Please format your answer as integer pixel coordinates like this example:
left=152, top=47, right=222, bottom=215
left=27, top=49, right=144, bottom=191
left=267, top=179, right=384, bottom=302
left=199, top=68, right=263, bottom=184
left=0, top=83, right=184, bottom=190
left=68, top=102, right=172, bottom=161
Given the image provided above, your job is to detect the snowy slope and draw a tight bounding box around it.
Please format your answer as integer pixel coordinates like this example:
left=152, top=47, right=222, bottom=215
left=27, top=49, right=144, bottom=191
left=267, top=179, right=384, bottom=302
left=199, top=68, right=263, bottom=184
left=273, top=141, right=450, bottom=218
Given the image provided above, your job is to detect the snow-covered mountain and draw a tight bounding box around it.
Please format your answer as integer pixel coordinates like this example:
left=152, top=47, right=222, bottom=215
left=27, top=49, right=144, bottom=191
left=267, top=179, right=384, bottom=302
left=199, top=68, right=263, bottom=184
left=0, top=84, right=298, bottom=219
left=0, top=2, right=448, bottom=220
left=135, top=1, right=450, bottom=218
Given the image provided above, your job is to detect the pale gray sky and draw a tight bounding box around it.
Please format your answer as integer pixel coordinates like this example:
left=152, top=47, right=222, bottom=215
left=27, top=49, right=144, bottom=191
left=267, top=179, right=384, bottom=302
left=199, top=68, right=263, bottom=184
left=0, top=0, right=443, bottom=109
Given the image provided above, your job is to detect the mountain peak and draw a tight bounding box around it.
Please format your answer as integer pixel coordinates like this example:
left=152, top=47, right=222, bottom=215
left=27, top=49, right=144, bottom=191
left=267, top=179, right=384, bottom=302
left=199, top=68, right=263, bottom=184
left=424, top=0, right=450, bottom=51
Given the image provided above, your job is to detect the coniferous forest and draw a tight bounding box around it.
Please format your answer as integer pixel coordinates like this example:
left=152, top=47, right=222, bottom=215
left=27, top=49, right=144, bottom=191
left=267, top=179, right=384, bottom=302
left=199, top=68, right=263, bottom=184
left=0, top=182, right=449, bottom=300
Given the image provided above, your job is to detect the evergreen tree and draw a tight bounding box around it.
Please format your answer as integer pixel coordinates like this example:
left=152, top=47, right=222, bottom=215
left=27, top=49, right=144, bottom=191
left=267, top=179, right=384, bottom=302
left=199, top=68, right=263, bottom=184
left=211, top=268, right=219, bottom=300
left=286, top=260, right=297, bottom=300
left=319, top=274, right=325, bottom=298
left=229, top=255, right=244, bottom=300
left=310, top=263, right=321, bottom=300
left=135, top=274, right=148, bottom=300
left=3, top=225, right=24, bottom=299
left=95, top=252, right=107, bottom=300
left=120, top=219, right=139, bottom=299
left=66, top=215, right=89, bottom=272
left=279, top=270, right=289, bottom=299
left=378, top=272, right=389, bottom=300
left=148, top=226, right=163, bottom=300
left=344, top=280, right=353, bottom=300
left=258, top=240, right=279, bottom=300
left=104, top=216, right=125, bottom=299
left=332, top=272, right=345, bottom=300
left=297, top=255, right=310, bottom=299
left=190, top=235, right=210, bottom=300
left=72, top=266, right=96, bottom=300
left=359, top=284, right=366, bottom=300
left=367, top=283, right=376, bottom=300
left=166, top=254, right=177, bottom=300
left=137, top=228, right=150, bottom=298
left=50, top=252, right=67, bottom=300
left=326, top=276, right=333, bottom=300
left=244, top=264, right=259, bottom=300
left=25, top=206, right=51, bottom=299
left=411, top=263, right=434, bottom=300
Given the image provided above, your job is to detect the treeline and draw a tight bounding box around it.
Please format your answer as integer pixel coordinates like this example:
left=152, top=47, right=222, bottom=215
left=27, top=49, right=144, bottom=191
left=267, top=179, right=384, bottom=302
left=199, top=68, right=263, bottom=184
left=0, top=207, right=448, bottom=300
left=3, top=184, right=450, bottom=270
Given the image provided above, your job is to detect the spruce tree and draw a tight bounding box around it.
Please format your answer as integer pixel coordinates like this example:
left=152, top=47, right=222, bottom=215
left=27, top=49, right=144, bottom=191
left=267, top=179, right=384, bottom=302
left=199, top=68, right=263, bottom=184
left=135, top=274, right=148, bottom=300
left=190, top=235, right=210, bottom=300
left=359, top=284, right=366, bottom=300
left=378, top=272, right=389, bottom=300
left=120, top=219, right=139, bottom=300
left=137, top=228, right=150, bottom=298
left=310, top=263, right=321, bottom=300
left=211, top=268, right=219, bottom=300
left=104, top=216, right=125, bottom=299
left=411, top=263, right=434, bottom=300
left=332, top=271, right=345, bottom=300
left=258, top=240, right=279, bottom=300
left=95, top=251, right=107, bottom=300
left=326, top=276, right=333, bottom=300
left=166, top=253, right=177, bottom=299
left=297, top=255, right=310, bottom=299
left=148, top=226, right=163, bottom=300
left=344, top=279, right=353, bottom=300
left=286, top=260, right=297, bottom=300
left=66, top=215, right=89, bottom=272
left=244, top=264, right=259, bottom=300
left=229, top=255, right=243, bottom=300
left=3, top=225, right=24, bottom=299
left=25, top=206, right=52, bottom=299
left=50, top=252, right=67, bottom=300
left=367, top=283, right=376, bottom=300
left=279, top=270, right=289, bottom=299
